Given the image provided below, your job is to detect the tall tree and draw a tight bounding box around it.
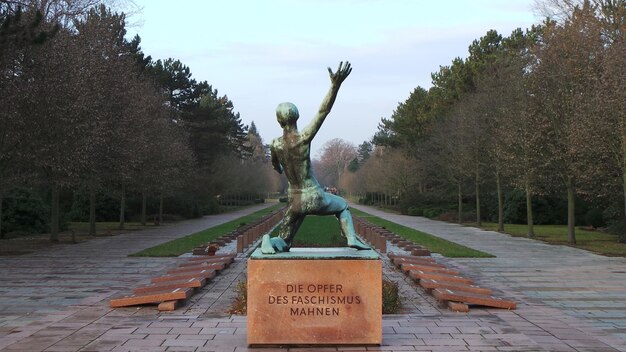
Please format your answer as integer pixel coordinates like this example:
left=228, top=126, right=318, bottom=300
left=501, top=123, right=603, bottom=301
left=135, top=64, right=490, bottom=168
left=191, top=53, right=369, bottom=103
left=0, top=4, right=58, bottom=237
left=529, top=4, right=605, bottom=244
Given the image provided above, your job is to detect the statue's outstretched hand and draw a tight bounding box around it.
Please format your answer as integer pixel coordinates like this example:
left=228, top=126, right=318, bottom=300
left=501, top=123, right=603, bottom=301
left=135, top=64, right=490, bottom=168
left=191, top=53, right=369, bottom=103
left=328, top=61, right=352, bottom=86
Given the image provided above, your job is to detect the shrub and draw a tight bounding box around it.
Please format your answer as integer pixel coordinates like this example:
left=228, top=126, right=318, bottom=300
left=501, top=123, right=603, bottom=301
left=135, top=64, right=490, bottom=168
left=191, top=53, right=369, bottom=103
left=407, top=207, right=423, bottom=216
left=192, top=203, right=201, bottom=218
left=436, top=212, right=458, bottom=222
left=423, top=207, right=444, bottom=219
left=1, top=188, right=49, bottom=236
left=67, top=188, right=122, bottom=222
left=584, top=208, right=605, bottom=228
left=159, top=214, right=185, bottom=222
left=382, top=279, right=401, bottom=314
left=608, top=219, right=626, bottom=243
left=503, top=189, right=527, bottom=224
left=602, top=204, right=623, bottom=225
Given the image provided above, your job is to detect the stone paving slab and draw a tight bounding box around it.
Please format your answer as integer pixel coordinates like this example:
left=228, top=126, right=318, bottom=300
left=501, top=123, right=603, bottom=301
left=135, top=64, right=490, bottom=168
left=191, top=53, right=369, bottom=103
left=3, top=202, right=626, bottom=351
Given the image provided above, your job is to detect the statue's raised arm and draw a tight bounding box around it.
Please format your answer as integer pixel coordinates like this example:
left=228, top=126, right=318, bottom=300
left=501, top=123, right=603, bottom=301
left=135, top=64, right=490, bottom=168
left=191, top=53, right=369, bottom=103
left=301, top=61, right=352, bottom=143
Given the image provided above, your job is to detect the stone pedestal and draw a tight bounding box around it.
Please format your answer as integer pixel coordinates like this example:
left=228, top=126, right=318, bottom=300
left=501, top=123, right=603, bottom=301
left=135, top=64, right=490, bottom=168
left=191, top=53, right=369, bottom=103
left=247, top=248, right=382, bottom=345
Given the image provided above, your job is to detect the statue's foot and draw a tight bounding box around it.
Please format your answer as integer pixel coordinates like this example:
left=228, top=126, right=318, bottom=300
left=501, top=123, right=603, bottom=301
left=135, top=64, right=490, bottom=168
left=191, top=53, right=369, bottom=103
left=271, top=237, right=289, bottom=252
left=347, top=236, right=370, bottom=250
left=261, top=234, right=275, bottom=254
left=260, top=235, right=290, bottom=254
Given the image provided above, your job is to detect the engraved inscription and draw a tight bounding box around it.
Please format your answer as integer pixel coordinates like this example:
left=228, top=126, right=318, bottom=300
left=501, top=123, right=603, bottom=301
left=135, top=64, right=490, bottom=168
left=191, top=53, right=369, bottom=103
left=267, top=283, right=362, bottom=316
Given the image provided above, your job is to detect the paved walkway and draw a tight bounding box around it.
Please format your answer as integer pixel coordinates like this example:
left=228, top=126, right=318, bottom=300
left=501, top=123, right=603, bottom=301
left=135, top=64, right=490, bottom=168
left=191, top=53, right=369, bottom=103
left=0, top=203, right=273, bottom=351
left=3, top=202, right=626, bottom=351
left=352, top=203, right=626, bottom=351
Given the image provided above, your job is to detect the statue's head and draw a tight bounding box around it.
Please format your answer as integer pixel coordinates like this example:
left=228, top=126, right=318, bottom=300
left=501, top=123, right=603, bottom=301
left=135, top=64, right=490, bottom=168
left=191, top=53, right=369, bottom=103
left=276, top=102, right=299, bottom=128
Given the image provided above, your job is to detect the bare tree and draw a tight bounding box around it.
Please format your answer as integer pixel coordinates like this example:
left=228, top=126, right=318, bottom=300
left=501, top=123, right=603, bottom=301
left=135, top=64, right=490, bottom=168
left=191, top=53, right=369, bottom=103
left=316, top=138, right=357, bottom=188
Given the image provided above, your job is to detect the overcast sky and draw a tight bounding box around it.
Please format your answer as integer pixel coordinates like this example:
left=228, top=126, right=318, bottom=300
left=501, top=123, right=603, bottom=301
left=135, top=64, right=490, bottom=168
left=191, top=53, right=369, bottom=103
left=125, top=0, right=539, bottom=157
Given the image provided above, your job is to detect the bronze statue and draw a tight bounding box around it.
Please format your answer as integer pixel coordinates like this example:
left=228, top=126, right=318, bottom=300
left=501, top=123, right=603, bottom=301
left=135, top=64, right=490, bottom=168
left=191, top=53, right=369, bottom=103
left=261, top=61, right=370, bottom=254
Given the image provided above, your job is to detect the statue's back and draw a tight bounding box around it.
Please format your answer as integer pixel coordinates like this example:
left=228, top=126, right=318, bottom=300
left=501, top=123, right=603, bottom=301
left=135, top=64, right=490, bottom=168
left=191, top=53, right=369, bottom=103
left=272, top=135, right=317, bottom=190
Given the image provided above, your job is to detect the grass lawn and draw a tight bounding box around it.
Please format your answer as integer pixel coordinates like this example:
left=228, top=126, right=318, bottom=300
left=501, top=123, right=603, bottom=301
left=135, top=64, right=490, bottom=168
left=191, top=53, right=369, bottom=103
left=130, top=202, right=492, bottom=257
left=131, top=204, right=284, bottom=257
left=350, top=209, right=493, bottom=258
left=269, top=215, right=346, bottom=247
left=479, top=222, right=626, bottom=257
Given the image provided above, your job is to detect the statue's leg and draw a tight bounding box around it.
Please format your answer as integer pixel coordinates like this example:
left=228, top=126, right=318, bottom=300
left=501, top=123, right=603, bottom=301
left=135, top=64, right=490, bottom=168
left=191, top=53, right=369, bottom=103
left=320, top=194, right=370, bottom=250
left=279, top=214, right=305, bottom=250
left=261, top=204, right=303, bottom=253
left=261, top=205, right=300, bottom=254
left=338, top=208, right=370, bottom=250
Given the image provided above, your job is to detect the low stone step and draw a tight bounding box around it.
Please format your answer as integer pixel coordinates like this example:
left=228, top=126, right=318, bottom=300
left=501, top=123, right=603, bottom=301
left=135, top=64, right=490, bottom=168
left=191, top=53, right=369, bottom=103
left=432, top=288, right=516, bottom=310
left=409, top=270, right=474, bottom=285
left=179, top=257, right=233, bottom=267
left=388, top=253, right=435, bottom=262
left=392, top=258, right=444, bottom=269
left=158, top=300, right=183, bottom=311
left=411, top=249, right=431, bottom=256
left=133, top=278, right=207, bottom=295
left=110, top=287, right=193, bottom=308
left=419, top=278, right=492, bottom=296
left=400, top=263, right=460, bottom=276
left=447, top=301, right=469, bottom=312
left=151, top=269, right=217, bottom=284
left=189, top=253, right=236, bottom=259
left=167, top=262, right=225, bottom=274
left=192, top=247, right=213, bottom=255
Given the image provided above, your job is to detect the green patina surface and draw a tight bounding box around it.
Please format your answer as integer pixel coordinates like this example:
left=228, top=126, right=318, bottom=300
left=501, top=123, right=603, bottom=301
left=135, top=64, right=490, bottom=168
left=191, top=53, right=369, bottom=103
left=250, top=247, right=380, bottom=260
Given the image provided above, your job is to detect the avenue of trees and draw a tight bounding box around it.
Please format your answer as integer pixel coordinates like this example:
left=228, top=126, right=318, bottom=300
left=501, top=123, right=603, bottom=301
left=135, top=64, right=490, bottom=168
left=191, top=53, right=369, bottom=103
left=347, top=0, right=626, bottom=244
left=0, top=0, right=280, bottom=240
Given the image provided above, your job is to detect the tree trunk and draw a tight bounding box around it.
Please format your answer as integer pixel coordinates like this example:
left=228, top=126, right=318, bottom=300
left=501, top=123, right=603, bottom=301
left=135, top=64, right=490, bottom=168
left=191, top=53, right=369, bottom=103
left=0, top=190, right=3, bottom=239
left=141, top=189, right=147, bottom=226
left=567, top=177, right=576, bottom=245
left=158, top=192, right=163, bottom=226
left=119, top=183, right=126, bottom=230
left=475, top=169, right=481, bottom=226
left=50, top=184, right=60, bottom=242
left=496, top=171, right=504, bottom=232
left=89, top=181, right=96, bottom=237
left=525, top=180, right=534, bottom=238
left=0, top=190, right=4, bottom=239
left=457, top=183, right=463, bottom=224
left=623, top=133, right=626, bottom=218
